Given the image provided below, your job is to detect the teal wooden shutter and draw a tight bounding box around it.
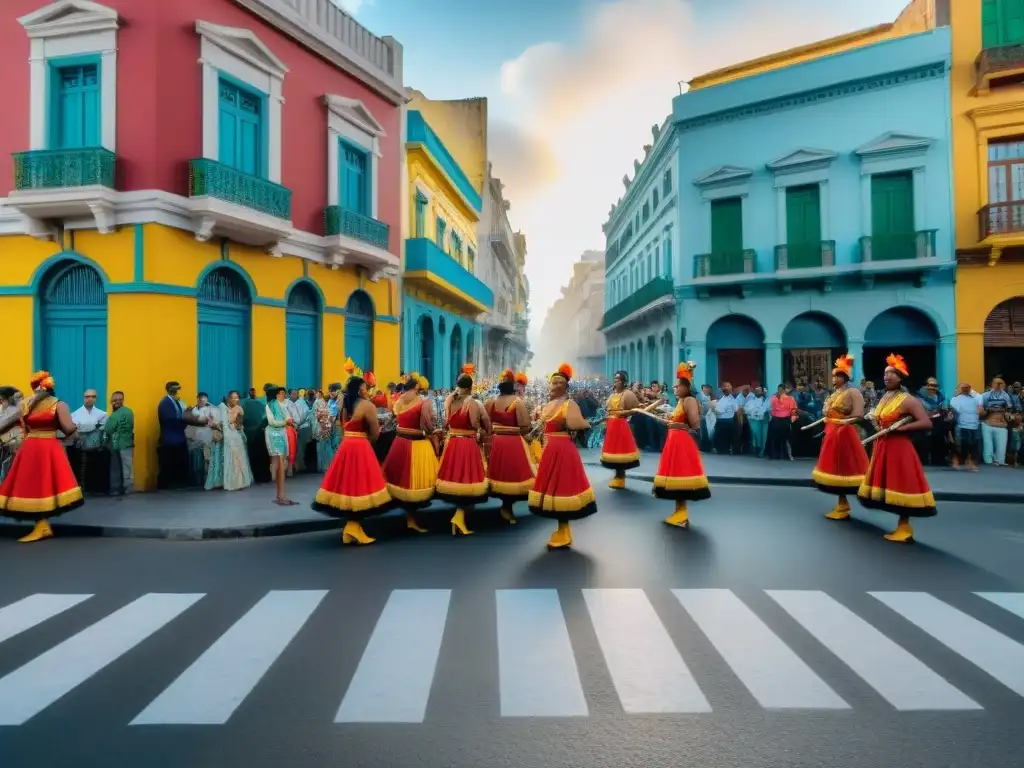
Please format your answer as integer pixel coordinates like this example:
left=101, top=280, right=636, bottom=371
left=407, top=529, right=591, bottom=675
left=984, top=0, right=1001, bottom=47
left=218, top=79, right=263, bottom=176
left=197, top=269, right=252, bottom=403
left=41, top=263, right=108, bottom=406
left=710, top=198, right=743, bottom=253
left=53, top=63, right=101, bottom=149
left=286, top=283, right=321, bottom=390
left=340, top=141, right=368, bottom=214
left=418, top=315, right=435, bottom=384
left=1004, top=0, right=1024, bottom=44
left=871, top=172, right=915, bottom=260
left=344, top=291, right=374, bottom=372
left=664, top=237, right=672, bottom=276
left=415, top=192, right=427, bottom=237
left=435, top=217, right=446, bottom=248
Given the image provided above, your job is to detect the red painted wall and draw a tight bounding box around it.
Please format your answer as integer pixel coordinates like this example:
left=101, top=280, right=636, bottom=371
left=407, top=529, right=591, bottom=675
left=0, top=0, right=401, bottom=252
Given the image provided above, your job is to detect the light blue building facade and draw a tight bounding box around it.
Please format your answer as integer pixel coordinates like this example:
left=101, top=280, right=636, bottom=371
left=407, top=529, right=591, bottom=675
left=601, top=118, right=681, bottom=385
left=670, top=28, right=956, bottom=392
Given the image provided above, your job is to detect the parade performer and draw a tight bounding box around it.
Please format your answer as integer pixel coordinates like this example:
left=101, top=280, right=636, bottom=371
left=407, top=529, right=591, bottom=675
left=812, top=354, right=869, bottom=520
left=312, top=374, right=392, bottom=545
left=485, top=369, right=536, bottom=525
left=856, top=354, right=937, bottom=543
left=601, top=370, right=641, bottom=489
left=368, top=372, right=389, bottom=409
left=435, top=364, right=490, bottom=536
left=517, top=371, right=543, bottom=464
left=0, top=371, right=83, bottom=543
left=652, top=362, right=710, bottom=527
left=381, top=372, right=437, bottom=534
left=528, top=363, right=596, bottom=550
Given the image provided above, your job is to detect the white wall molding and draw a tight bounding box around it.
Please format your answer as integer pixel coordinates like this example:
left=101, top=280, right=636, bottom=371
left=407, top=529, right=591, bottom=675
left=325, top=95, right=383, bottom=217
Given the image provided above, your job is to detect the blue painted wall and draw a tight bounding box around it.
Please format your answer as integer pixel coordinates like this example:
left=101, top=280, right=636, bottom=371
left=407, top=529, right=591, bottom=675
left=406, top=238, right=494, bottom=310
left=402, top=293, right=481, bottom=389
left=670, top=28, right=957, bottom=390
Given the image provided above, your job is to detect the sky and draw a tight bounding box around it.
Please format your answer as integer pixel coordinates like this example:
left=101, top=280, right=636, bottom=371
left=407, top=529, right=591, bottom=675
left=335, top=0, right=912, bottom=347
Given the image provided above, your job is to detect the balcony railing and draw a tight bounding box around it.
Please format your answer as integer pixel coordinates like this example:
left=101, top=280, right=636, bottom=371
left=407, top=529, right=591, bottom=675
left=12, top=148, right=116, bottom=190
left=858, top=230, right=936, bottom=262
left=693, top=249, right=756, bottom=278
left=979, top=202, right=1024, bottom=240
left=601, top=275, right=674, bottom=329
left=774, top=240, right=836, bottom=270
left=324, top=205, right=390, bottom=249
left=975, top=43, right=1024, bottom=92
left=188, top=158, right=291, bottom=220
left=405, top=237, right=494, bottom=310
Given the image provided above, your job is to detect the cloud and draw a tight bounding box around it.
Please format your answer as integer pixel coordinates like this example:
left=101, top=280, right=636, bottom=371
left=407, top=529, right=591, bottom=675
left=487, top=120, right=560, bottom=201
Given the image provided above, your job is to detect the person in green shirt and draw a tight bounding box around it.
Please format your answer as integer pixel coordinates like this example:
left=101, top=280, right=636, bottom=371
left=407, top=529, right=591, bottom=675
left=104, top=391, right=134, bottom=495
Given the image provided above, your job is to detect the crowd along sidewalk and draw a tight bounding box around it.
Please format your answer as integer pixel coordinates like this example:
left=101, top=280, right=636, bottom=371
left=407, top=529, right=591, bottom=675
left=0, top=450, right=1019, bottom=541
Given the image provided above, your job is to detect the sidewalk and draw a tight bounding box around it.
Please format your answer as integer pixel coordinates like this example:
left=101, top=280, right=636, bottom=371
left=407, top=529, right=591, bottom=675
left=1, top=451, right=1019, bottom=541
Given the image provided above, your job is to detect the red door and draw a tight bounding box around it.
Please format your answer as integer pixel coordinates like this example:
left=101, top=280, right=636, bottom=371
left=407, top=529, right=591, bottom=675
left=717, top=349, right=763, bottom=388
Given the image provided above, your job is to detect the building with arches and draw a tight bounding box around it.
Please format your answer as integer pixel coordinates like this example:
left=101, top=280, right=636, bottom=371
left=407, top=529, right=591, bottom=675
left=951, top=0, right=1024, bottom=385
left=669, top=27, right=957, bottom=392
left=0, top=0, right=404, bottom=489
left=401, top=97, right=493, bottom=387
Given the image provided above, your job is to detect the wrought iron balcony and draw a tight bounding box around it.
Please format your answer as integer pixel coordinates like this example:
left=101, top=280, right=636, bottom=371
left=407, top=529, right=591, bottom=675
left=858, top=230, right=936, bottom=262
left=774, top=240, right=836, bottom=270
left=975, top=44, right=1024, bottom=94
left=188, top=158, right=291, bottom=220
left=324, top=205, right=390, bottom=249
left=978, top=202, right=1024, bottom=241
left=12, top=148, right=116, bottom=190
left=600, top=275, right=674, bottom=329
left=693, top=249, right=756, bottom=278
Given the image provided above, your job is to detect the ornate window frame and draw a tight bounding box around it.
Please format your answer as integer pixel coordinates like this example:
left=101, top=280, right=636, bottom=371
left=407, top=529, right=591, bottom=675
left=325, top=95, right=386, bottom=218
left=692, top=165, right=753, bottom=254
left=197, top=20, right=288, bottom=183
left=19, top=0, right=120, bottom=152
left=766, top=148, right=837, bottom=244
left=854, top=132, right=935, bottom=233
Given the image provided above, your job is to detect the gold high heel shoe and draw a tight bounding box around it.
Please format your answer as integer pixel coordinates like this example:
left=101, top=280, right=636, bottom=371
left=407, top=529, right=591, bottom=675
left=884, top=516, right=914, bottom=543
left=547, top=521, right=572, bottom=549
left=499, top=504, right=516, bottom=524
left=342, top=520, right=375, bottom=545
left=451, top=508, right=473, bottom=536
left=664, top=501, right=689, bottom=528
left=18, top=520, right=53, bottom=543
left=406, top=513, right=428, bottom=534
left=824, top=495, right=851, bottom=520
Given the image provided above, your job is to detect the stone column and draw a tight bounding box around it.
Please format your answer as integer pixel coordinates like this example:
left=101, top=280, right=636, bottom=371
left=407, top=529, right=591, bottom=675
left=846, top=339, right=864, bottom=383
left=936, top=335, right=958, bottom=393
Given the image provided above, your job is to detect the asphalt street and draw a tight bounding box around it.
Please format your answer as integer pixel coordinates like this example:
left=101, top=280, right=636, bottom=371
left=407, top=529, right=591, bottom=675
left=1, top=479, right=1023, bottom=768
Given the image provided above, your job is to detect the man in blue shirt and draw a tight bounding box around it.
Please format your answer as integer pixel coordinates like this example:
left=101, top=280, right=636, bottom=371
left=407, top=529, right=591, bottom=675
left=948, top=383, right=982, bottom=470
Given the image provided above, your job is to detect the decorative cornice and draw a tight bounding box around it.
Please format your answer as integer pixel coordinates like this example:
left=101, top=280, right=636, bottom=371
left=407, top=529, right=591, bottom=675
left=18, top=0, right=119, bottom=39
left=324, top=94, right=386, bottom=137
left=854, top=131, right=934, bottom=158
left=675, top=63, right=946, bottom=133
left=693, top=165, right=753, bottom=188
left=196, top=20, right=289, bottom=79
left=766, top=148, right=837, bottom=174
left=604, top=122, right=677, bottom=237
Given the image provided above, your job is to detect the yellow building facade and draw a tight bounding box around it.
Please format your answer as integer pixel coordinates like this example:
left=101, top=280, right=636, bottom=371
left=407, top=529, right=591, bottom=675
left=951, top=0, right=1024, bottom=384
left=0, top=225, right=400, bottom=491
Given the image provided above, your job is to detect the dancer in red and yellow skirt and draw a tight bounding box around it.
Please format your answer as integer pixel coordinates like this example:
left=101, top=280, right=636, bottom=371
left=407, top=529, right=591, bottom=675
left=312, top=374, right=392, bottom=545
left=528, top=363, right=596, bottom=549
left=812, top=354, right=869, bottom=520
left=381, top=372, right=437, bottom=534
left=436, top=364, right=490, bottom=536
left=0, top=371, right=83, bottom=543
left=601, top=370, right=641, bottom=489
left=653, top=362, right=710, bottom=528
left=856, top=354, right=937, bottom=543
left=485, top=369, right=536, bottom=525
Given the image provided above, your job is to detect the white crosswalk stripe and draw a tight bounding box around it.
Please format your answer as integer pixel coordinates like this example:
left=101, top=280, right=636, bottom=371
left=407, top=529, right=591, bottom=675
left=0, top=588, right=1022, bottom=725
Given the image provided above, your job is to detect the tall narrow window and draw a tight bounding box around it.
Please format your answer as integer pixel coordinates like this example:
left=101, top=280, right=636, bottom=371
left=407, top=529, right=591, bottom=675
left=414, top=191, right=428, bottom=238
left=664, top=233, right=672, bottom=277
left=339, top=140, right=369, bottom=214
left=653, top=189, right=660, bottom=209
left=710, top=198, right=743, bottom=253
left=870, top=171, right=915, bottom=260
left=450, top=231, right=463, bottom=261
left=51, top=61, right=101, bottom=150
left=467, top=246, right=476, bottom=272
left=986, top=137, right=1024, bottom=236
left=663, top=169, right=672, bottom=196
left=219, top=78, right=263, bottom=177
left=785, top=185, right=822, bottom=268
left=435, top=217, right=446, bottom=248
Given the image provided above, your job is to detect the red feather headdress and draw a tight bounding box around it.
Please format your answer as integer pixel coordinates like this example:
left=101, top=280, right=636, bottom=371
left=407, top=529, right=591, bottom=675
left=549, top=362, right=573, bottom=383
left=514, top=371, right=528, bottom=385
left=832, top=354, right=854, bottom=378
left=461, top=363, right=476, bottom=380
left=675, top=361, right=696, bottom=382
left=885, top=353, right=909, bottom=378
left=501, top=368, right=515, bottom=382
left=30, top=370, right=54, bottom=391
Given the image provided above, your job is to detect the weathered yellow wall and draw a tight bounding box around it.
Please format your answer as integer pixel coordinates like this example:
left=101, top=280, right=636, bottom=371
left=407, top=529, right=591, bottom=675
left=955, top=265, right=1024, bottom=384
left=1, top=295, right=34, bottom=384
left=688, top=0, right=934, bottom=90
left=408, top=151, right=479, bottom=269
left=406, top=89, right=488, bottom=195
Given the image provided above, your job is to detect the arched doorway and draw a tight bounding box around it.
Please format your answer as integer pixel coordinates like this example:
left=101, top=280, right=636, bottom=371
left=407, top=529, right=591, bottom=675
left=782, top=311, right=847, bottom=387
left=450, top=323, right=463, bottom=385
left=40, top=260, right=108, bottom=405
left=863, top=307, right=938, bottom=389
left=418, top=315, right=434, bottom=383
left=197, top=267, right=252, bottom=403
left=706, top=314, right=765, bottom=389
left=984, top=297, right=1024, bottom=382
left=285, top=281, right=321, bottom=390
left=345, top=290, right=374, bottom=372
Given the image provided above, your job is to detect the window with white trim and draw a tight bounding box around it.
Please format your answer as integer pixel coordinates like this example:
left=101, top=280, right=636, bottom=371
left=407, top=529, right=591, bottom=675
left=325, top=94, right=386, bottom=221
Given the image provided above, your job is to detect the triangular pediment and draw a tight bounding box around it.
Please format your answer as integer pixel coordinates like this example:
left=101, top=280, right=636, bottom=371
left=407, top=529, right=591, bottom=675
left=693, top=165, right=753, bottom=188
left=855, top=132, right=934, bottom=158
left=325, top=95, right=386, bottom=137
left=195, top=21, right=289, bottom=78
left=19, top=1, right=119, bottom=38
left=766, top=148, right=837, bottom=173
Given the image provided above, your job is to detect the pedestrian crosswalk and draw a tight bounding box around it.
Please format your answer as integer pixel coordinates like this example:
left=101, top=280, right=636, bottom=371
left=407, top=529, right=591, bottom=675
left=1, top=587, right=1023, bottom=726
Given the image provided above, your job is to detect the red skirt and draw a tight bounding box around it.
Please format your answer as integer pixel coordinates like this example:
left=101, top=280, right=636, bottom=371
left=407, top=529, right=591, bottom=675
left=487, top=429, right=536, bottom=501
left=0, top=436, right=84, bottom=521
left=600, top=417, right=640, bottom=470
left=312, top=432, right=391, bottom=519
left=857, top=433, right=936, bottom=517
left=812, top=423, right=869, bottom=494
left=435, top=434, right=489, bottom=505
left=286, top=426, right=298, bottom=467
left=652, top=429, right=710, bottom=501
left=381, top=434, right=438, bottom=508
left=528, top=434, right=597, bottom=521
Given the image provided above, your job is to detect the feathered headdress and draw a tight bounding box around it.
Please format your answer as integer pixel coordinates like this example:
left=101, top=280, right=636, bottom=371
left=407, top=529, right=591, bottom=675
left=550, top=362, right=573, bottom=383
left=343, top=358, right=355, bottom=374
left=675, top=361, right=696, bottom=382
left=461, top=363, right=476, bottom=381
left=501, top=368, right=515, bottom=382
left=417, top=375, right=430, bottom=391
left=29, top=370, right=54, bottom=391
left=514, top=371, right=528, bottom=385
left=364, top=371, right=376, bottom=388
left=832, top=354, right=854, bottom=378
left=885, top=353, right=909, bottom=378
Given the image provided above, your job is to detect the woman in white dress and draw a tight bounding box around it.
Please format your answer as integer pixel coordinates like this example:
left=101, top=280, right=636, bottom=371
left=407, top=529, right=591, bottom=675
left=204, top=391, right=253, bottom=491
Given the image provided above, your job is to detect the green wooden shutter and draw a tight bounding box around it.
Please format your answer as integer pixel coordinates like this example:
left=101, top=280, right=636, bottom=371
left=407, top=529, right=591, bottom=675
left=984, top=0, right=1001, bottom=47
left=870, top=172, right=915, bottom=260
left=1005, top=0, right=1024, bottom=45
left=785, top=185, right=822, bottom=267
left=710, top=198, right=743, bottom=253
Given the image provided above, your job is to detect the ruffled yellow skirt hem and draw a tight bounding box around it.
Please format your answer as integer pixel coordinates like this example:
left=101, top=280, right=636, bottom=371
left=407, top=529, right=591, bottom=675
left=527, top=487, right=596, bottom=513
left=313, top=486, right=391, bottom=513
left=0, top=487, right=83, bottom=514
left=811, top=468, right=865, bottom=488
left=652, top=474, right=709, bottom=491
